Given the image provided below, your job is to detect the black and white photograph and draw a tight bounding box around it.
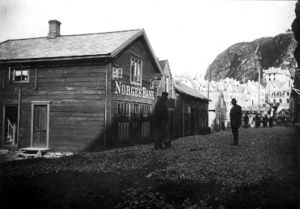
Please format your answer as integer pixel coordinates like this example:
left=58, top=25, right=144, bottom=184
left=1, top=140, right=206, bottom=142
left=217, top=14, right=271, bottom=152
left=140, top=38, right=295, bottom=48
left=0, top=0, right=299, bottom=208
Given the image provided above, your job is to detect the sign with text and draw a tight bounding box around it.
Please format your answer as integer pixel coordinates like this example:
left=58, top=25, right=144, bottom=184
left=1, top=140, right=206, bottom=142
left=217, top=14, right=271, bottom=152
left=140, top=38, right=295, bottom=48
left=114, top=80, right=155, bottom=100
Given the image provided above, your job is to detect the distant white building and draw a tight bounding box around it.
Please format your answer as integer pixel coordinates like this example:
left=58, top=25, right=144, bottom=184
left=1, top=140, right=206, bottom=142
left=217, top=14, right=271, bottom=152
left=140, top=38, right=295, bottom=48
left=245, top=80, right=266, bottom=107
left=263, top=67, right=291, bottom=83
left=264, top=67, right=293, bottom=109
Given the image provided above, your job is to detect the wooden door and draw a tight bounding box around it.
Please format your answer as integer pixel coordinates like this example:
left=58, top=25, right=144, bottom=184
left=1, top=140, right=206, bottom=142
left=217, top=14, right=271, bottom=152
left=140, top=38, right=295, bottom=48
left=141, top=104, right=151, bottom=138
left=32, top=105, right=48, bottom=147
left=131, top=103, right=140, bottom=141
left=117, top=102, right=130, bottom=141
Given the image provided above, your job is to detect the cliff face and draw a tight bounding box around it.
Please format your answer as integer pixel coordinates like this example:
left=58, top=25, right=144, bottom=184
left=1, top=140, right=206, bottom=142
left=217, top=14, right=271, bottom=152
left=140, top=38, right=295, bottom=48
left=205, top=32, right=297, bottom=82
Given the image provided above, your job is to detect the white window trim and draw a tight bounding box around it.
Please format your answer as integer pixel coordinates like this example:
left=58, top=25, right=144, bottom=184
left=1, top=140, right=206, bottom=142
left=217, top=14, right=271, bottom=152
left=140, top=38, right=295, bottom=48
left=130, top=55, right=143, bottom=86
left=30, top=101, right=50, bottom=148
left=9, top=67, right=30, bottom=83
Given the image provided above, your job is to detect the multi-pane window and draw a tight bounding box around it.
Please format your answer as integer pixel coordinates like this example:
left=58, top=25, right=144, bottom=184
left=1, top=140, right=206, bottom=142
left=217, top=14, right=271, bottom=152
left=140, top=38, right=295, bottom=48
left=117, top=102, right=130, bottom=117
left=141, top=104, right=151, bottom=117
left=9, top=67, right=30, bottom=82
left=132, top=103, right=140, bottom=119
left=130, top=56, right=143, bottom=85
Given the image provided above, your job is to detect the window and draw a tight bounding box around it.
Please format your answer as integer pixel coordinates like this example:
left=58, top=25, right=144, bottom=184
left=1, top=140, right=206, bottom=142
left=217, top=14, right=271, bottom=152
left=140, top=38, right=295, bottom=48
left=132, top=103, right=140, bottom=119
left=141, top=104, right=151, bottom=117
left=150, top=79, right=155, bottom=90
left=9, top=67, right=30, bottom=83
left=287, top=99, right=289, bottom=103
left=112, top=67, right=123, bottom=79
left=279, top=99, right=282, bottom=103
left=117, top=102, right=130, bottom=117
left=165, top=76, right=169, bottom=92
left=130, top=56, right=143, bottom=85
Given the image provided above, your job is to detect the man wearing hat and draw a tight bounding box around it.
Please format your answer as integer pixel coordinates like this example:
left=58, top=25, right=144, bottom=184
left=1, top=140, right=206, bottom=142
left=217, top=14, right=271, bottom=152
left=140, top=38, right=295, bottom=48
left=230, top=98, right=242, bottom=146
left=153, top=92, right=169, bottom=149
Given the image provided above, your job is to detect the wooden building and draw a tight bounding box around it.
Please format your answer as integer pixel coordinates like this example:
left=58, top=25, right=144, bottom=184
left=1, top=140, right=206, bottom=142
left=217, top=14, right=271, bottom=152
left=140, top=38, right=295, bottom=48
left=173, top=81, right=209, bottom=137
left=156, top=60, right=177, bottom=139
left=0, top=20, right=163, bottom=152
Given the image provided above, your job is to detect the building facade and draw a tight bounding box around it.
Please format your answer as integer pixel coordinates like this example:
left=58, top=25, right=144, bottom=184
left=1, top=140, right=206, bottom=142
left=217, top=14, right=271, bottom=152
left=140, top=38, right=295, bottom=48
left=174, top=82, right=209, bottom=137
left=0, top=20, right=163, bottom=152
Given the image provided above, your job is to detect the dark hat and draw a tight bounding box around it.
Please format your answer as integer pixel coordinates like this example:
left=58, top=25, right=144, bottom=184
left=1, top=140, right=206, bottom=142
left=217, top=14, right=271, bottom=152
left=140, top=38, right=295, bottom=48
left=162, top=92, right=169, bottom=97
left=231, top=98, right=237, bottom=103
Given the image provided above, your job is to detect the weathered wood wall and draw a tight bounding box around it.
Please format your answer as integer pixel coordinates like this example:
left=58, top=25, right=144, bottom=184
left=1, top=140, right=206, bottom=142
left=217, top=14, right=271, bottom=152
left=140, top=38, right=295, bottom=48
left=110, top=37, right=159, bottom=144
left=0, top=60, right=108, bottom=152
left=174, top=94, right=209, bottom=138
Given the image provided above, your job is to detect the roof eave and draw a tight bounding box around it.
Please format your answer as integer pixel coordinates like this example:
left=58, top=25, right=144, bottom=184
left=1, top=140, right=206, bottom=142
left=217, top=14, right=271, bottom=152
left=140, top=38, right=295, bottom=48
left=175, top=87, right=210, bottom=101
left=0, top=54, right=112, bottom=64
left=110, top=29, right=163, bottom=75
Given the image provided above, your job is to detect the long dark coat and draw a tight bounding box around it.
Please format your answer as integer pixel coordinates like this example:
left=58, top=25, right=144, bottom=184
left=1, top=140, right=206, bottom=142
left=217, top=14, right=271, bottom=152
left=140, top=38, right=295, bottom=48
left=153, top=98, right=168, bottom=125
left=230, top=104, right=242, bottom=128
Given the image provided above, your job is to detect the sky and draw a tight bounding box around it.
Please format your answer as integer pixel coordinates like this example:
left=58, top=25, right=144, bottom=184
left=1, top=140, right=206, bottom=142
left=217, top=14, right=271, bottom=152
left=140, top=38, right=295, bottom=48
left=0, top=0, right=296, bottom=77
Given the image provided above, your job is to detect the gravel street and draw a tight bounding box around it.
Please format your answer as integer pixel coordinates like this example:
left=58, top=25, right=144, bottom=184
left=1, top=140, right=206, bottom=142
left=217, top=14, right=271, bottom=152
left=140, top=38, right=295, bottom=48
left=0, top=127, right=299, bottom=209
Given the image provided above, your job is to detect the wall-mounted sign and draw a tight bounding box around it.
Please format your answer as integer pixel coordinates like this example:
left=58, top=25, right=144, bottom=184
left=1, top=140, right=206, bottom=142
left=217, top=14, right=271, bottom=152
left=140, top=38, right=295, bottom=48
left=112, top=67, right=123, bottom=79
left=114, top=80, right=155, bottom=100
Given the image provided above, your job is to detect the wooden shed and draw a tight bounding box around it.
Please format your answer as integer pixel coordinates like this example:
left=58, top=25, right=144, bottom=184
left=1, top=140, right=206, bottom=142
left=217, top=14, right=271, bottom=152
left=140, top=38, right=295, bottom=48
left=173, top=81, right=209, bottom=137
left=0, top=20, right=162, bottom=152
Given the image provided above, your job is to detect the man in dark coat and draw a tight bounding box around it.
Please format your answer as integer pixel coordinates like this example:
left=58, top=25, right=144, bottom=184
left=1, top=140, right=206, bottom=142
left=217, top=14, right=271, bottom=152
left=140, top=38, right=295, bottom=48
left=254, top=114, right=261, bottom=128
left=268, top=116, right=274, bottom=127
left=263, top=115, right=268, bottom=127
left=230, top=98, right=242, bottom=146
left=153, top=92, right=169, bottom=149
left=243, top=113, right=249, bottom=128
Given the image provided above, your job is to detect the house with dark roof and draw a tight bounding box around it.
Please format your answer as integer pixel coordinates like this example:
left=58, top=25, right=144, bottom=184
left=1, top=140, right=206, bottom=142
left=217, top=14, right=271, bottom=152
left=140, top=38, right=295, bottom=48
left=0, top=20, right=163, bottom=152
left=173, top=81, right=209, bottom=137
left=157, top=60, right=175, bottom=99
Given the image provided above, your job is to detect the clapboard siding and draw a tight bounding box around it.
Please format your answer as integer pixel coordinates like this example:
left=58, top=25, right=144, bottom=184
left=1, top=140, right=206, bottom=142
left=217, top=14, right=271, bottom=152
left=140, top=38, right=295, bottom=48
left=111, top=38, right=157, bottom=103
left=174, top=94, right=209, bottom=138
left=109, top=37, right=159, bottom=143
left=0, top=61, right=109, bottom=152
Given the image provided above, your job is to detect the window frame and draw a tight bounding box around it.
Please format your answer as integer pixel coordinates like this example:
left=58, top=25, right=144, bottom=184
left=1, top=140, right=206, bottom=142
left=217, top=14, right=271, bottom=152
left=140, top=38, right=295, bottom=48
left=9, top=67, right=30, bottom=83
left=130, top=55, right=143, bottom=86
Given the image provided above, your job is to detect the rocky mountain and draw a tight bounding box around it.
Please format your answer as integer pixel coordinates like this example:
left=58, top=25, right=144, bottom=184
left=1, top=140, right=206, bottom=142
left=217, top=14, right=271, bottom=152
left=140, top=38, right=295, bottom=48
left=205, top=32, right=297, bottom=82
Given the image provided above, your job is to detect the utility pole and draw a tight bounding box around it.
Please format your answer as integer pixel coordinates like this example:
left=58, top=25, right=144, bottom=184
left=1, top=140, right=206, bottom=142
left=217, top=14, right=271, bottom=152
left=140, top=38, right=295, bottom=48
left=207, top=68, right=211, bottom=100
left=255, top=45, right=261, bottom=107
left=258, top=68, right=260, bottom=106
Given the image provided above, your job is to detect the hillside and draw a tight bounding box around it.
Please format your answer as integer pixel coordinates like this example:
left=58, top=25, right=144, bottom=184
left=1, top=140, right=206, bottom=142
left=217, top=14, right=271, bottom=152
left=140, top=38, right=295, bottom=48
left=205, top=32, right=297, bottom=81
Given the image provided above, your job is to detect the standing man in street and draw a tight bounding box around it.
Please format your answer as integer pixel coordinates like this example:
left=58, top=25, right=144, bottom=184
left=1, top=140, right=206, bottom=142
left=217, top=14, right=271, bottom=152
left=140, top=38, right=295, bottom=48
left=243, top=112, right=249, bottom=128
left=153, top=92, right=169, bottom=149
left=230, top=98, right=242, bottom=146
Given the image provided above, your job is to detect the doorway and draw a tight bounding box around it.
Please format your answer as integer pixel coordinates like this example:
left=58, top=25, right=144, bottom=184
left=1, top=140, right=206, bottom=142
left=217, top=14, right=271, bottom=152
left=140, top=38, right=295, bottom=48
left=3, top=105, right=18, bottom=145
left=31, top=102, right=50, bottom=148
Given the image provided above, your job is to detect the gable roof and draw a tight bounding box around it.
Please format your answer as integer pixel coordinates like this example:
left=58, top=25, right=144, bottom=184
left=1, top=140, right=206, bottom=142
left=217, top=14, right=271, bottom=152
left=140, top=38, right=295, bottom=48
left=0, top=28, right=162, bottom=73
left=159, top=60, right=167, bottom=70
left=158, top=59, right=173, bottom=78
left=174, top=81, right=209, bottom=101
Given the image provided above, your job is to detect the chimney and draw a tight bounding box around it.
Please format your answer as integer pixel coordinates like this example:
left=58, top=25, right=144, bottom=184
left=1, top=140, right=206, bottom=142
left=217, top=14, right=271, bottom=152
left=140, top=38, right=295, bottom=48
left=48, top=20, right=61, bottom=38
